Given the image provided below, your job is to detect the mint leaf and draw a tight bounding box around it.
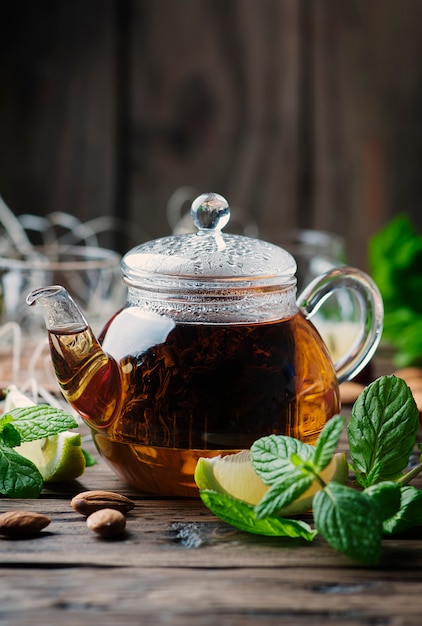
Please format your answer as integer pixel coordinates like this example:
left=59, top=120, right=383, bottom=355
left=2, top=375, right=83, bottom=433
left=364, top=481, right=402, bottom=522
left=0, top=413, right=13, bottom=436
left=383, top=486, right=422, bottom=534
left=313, top=415, right=346, bottom=471
left=347, top=376, right=419, bottom=487
left=0, top=423, right=21, bottom=448
left=200, top=490, right=316, bottom=541
left=82, top=448, right=97, bottom=467
left=250, top=435, right=315, bottom=485
left=255, top=471, right=313, bottom=519
left=313, top=482, right=383, bottom=565
left=4, top=406, right=78, bottom=443
left=0, top=442, right=44, bottom=498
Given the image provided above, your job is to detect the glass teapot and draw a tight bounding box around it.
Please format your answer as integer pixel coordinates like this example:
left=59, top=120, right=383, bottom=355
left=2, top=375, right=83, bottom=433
left=27, top=193, right=383, bottom=497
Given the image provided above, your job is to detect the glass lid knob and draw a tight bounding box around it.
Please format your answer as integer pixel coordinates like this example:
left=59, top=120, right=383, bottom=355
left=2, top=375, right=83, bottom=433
left=191, top=192, right=230, bottom=231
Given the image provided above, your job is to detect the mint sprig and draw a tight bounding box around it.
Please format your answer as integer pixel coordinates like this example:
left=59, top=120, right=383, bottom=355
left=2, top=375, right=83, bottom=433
left=197, top=375, right=422, bottom=566
left=313, top=483, right=383, bottom=565
left=0, top=405, right=79, bottom=498
left=382, top=485, right=422, bottom=534
left=364, top=481, right=402, bottom=522
left=251, top=415, right=346, bottom=519
left=347, top=376, right=420, bottom=486
left=0, top=405, right=78, bottom=443
left=0, top=442, right=44, bottom=498
left=199, top=490, right=316, bottom=541
left=314, top=413, right=346, bottom=470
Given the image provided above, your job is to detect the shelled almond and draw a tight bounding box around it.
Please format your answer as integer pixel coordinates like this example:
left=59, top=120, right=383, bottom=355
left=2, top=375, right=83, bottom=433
left=70, top=490, right=135, bottom=516
left=86, top=508, right=127, bottom=537
left=0, top=511, right=51, bottom=537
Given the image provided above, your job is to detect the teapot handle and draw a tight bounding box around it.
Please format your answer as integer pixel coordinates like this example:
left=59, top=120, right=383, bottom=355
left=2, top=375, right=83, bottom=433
left=296, top=266, right=384, bottom=384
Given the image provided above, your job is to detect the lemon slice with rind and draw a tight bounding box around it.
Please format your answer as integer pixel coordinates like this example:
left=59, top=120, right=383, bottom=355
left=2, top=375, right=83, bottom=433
left=16, top=431, right=86, bottom=482
left=4, top=385, right=86, bottom=483
left=195, top=450, right=348, bottom=516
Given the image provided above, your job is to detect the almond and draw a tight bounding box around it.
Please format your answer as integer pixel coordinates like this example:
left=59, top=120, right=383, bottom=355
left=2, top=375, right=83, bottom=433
left=0, top=511, right=51, bottom=537
left=71, top=490, right=135, bottom=516
left=86, top=508, right=126, bottom=537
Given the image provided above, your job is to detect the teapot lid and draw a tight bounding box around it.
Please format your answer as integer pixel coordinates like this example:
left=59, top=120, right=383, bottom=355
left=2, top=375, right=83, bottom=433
left=122, top=193, right=297, bottom=289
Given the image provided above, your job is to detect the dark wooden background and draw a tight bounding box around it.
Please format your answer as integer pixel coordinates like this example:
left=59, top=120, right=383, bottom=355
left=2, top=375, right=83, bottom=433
left=1, top=0, right=422, bottom=268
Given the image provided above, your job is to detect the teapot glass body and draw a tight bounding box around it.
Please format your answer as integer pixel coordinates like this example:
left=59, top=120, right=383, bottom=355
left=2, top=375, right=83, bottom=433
left=80, top=282, right=338, bottom=496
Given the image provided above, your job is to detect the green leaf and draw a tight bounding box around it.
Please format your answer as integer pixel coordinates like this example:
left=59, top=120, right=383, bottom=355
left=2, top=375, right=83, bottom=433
left=383, top=486, right=422, bottom=535
left=255, top=471, right=313, bottom=519
left=199, top=490, right=316, bottom=541
left=313, top=415, right=346, bottom=471
left=81, top=448, right=97, bottom=467
left=364, top=461, right=385, bottom=486
left=369, top=214, right=422, bottom=313
left=383, top=312, right=422, bottom=367
left=4, top=406, right=78, bottom=443
left=0, top=423, right=21, bottom=448
left=369, top=214, right=422, bottom=366
left=347, top=376, right=419, bottom=487
left=250, top=435, right=315, bottom=485
left=364, top=481, right=402, bottom=522
left=313, top=482, right=383, bottom=565
left=0, top=413, right=13, bottom=437
left=0, top=443, right=44, bottom=498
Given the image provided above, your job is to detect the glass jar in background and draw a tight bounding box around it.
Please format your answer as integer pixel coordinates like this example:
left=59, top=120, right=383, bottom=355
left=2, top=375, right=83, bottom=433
left=0, top=198, right=127, bottom=390
left=0, top=245, right=126, bottom=390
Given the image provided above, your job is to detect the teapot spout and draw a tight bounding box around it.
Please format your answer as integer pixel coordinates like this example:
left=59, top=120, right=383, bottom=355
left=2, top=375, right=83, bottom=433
left=27, top=285, right=89, bottom=333
left=27, top=285, right=122, bottom=428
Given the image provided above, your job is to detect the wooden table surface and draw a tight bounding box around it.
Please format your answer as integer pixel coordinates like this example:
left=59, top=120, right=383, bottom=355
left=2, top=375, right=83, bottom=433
left=0, top=414, right=421, bottom=626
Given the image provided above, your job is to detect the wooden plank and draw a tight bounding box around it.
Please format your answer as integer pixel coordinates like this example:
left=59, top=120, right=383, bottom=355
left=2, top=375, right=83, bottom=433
left=0, top=432, right=421, bottom=624
left=311, top=0, right=422, bottom=267
left=0, top=0, right=117, bottom=247
left=1, top=487, right=421, bottom=568
left=0, top=427, right=421, bottom=570
left=128, top=0, right=304, bottom=240
left=2, top=0, right=422, bottom=263
left=0, top=337, right=421, bottom=623
left=0, top=564, right=421, bottom=625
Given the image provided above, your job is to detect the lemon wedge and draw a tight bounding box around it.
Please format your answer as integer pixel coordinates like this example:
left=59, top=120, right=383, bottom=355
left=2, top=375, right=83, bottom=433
left=195, top=450, right=348, bottom=516
left=4, top=385, right=86, bottom=483
left=16, top=431, right=86, bottom=482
